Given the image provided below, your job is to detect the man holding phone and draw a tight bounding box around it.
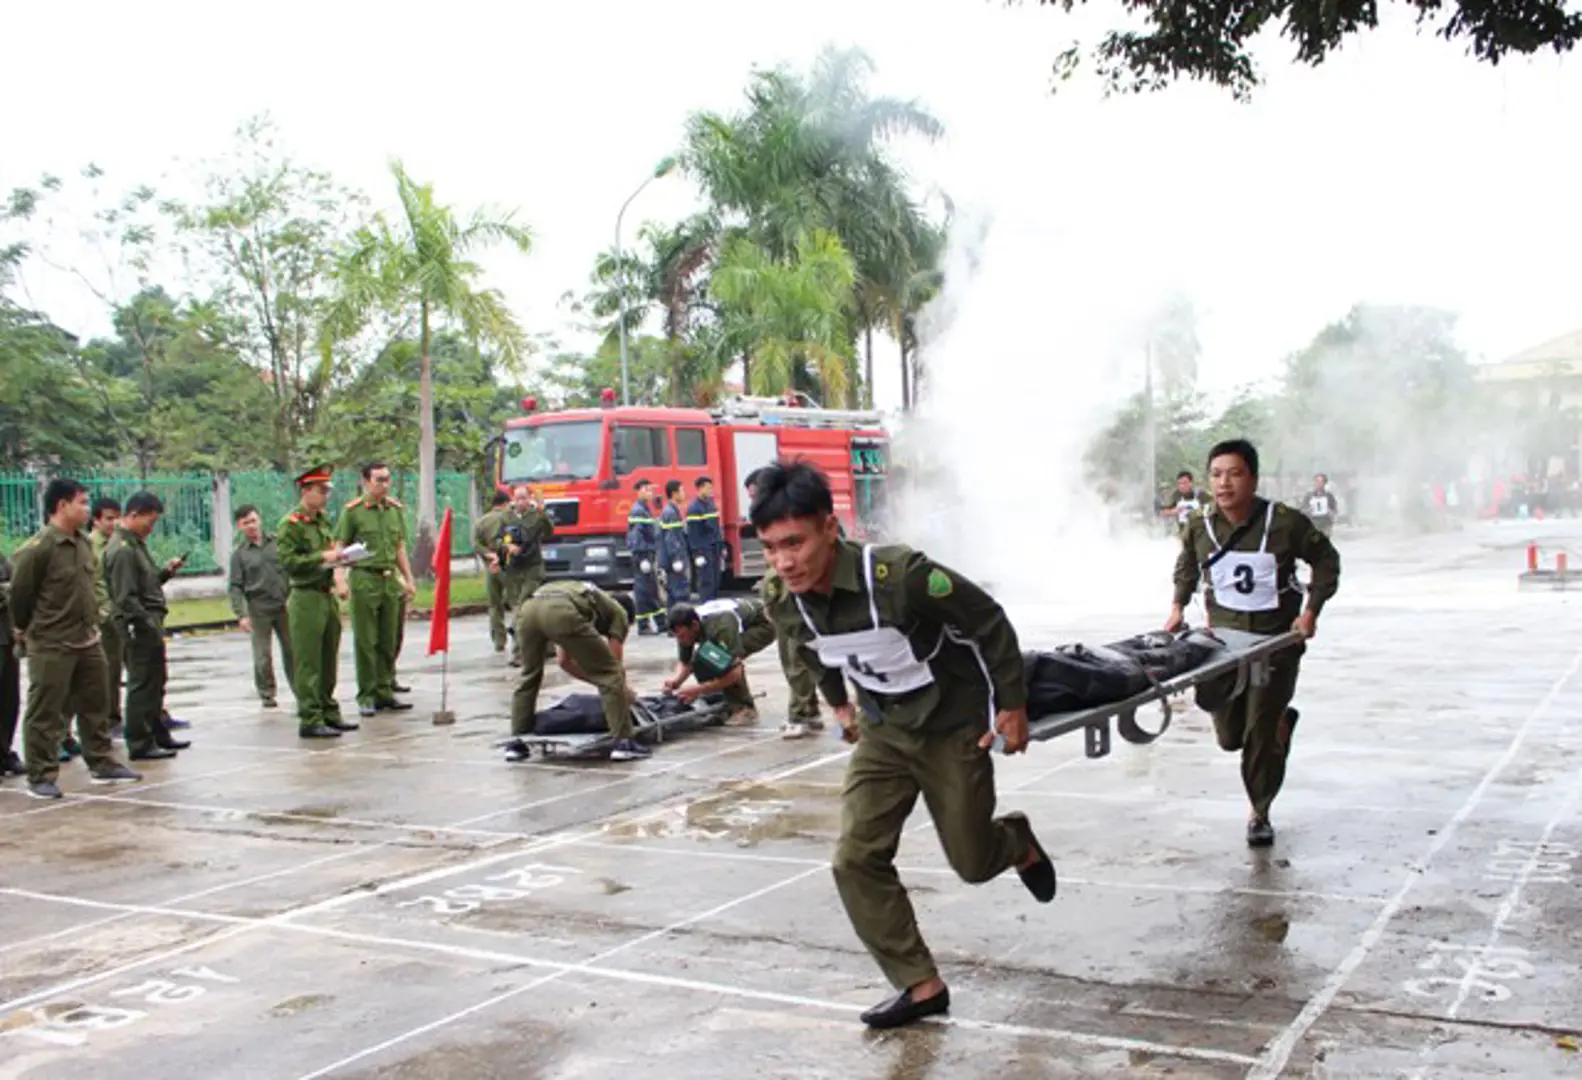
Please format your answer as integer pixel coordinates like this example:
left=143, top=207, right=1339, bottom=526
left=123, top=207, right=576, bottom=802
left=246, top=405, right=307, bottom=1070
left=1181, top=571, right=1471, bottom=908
left=104, top=491, right=190, bottom=760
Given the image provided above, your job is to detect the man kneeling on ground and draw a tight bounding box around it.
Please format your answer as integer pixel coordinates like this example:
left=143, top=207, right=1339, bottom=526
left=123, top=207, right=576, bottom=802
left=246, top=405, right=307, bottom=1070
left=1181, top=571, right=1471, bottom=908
left=503, top=582, right=646, bottom=763
left=662, top=599, right=773, bottom=728
left=753, top=459, right=1056, bottom=1029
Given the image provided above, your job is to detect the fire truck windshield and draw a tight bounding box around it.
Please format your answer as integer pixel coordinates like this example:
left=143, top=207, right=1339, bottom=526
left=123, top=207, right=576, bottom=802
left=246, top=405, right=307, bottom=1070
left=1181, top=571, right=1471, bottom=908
left=501, top=421, right=602, bottom=484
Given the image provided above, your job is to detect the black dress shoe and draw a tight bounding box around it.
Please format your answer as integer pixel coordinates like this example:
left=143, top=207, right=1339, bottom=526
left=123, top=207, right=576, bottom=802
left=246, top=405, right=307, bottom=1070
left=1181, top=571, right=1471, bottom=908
left=860, top=985, right=950, bottom=1029
left=1005, top=812, right=1057, bottom=903
left=130, top=747, right=178, bottom=761
left=299, top=725, right=343, bottom=738
left=376, top=700, right=414, bottom=712
left=392, top=683, right=411, bottom=693
left=1247, top=818, right=1276, bottom=847
left=158, top=739, right=192, bottom=751
left=329, top=718, right=360, bottom=731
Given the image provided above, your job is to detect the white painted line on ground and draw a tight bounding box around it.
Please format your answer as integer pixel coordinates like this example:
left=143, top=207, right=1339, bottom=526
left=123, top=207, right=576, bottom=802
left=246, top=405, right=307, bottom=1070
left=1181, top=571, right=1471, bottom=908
left=0, top=745, right=853, bottom=1014
left=1245, top=642, right=1582, bottom=1080
left=0, top=885, right=1258, bottom=1070
left=1008, top=788, right=1450, bottom=818
left=565, top=839, right=1387, bottom=906
left=0, top=726, right=440, bottom=819
left=1402, top=758, right=1582, bottom=1080
left=290, top=739, right=1095, bottom=1075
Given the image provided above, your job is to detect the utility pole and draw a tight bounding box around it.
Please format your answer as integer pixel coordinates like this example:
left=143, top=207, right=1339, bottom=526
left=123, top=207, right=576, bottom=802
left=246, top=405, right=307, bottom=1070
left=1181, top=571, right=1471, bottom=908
left=614, top=156, right=678, bottom=406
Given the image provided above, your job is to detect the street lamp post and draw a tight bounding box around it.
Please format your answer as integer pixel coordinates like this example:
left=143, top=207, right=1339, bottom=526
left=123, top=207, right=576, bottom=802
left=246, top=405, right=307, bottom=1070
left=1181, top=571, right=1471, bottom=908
left=615, top=155, right=678, bottom=406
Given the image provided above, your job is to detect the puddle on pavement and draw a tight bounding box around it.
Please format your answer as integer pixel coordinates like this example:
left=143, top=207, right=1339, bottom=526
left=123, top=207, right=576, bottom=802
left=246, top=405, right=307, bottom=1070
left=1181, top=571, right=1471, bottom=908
left=602, top=780, right=840, bottom=847
left=270, top=993, right=335, bottom=1017
left=1252, top=913, right=1290, bottom=943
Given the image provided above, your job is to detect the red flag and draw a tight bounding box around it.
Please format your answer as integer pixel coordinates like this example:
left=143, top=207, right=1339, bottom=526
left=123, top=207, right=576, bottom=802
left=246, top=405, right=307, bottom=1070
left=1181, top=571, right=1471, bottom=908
left=427, top=507, right=453, bottom=656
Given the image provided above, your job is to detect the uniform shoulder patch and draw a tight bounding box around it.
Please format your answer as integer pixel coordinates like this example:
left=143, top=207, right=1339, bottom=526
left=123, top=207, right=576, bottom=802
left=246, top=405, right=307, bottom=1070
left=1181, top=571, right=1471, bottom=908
left=926, top=568, right=954, bottom=598
left=343, top=497, right=364, bottom=509
left=386, top=497, right=404, bottom=509
left=873, top=562, right=889, bottom=580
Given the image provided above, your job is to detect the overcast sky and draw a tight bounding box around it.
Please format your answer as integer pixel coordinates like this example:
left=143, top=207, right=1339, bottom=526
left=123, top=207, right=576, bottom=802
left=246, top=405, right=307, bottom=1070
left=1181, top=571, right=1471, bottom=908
left=4, top=0, right=1579, bottom=412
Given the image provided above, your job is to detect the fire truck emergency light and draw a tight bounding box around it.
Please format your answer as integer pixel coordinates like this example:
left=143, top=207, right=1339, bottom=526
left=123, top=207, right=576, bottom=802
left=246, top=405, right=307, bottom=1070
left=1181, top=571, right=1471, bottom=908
left=521, top=396, right=537, bottom=413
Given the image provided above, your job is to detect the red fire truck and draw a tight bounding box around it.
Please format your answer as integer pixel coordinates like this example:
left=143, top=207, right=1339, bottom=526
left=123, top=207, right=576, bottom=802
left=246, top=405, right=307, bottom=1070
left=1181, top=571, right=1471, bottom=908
left=488, top=394, right=890, bottom=587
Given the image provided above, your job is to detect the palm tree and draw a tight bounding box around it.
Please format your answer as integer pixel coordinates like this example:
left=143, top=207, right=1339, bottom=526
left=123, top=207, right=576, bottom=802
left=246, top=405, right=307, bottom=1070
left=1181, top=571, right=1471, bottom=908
left=323, top=160, right=532, bottom=572
left=681, top=45, right=946, bottom=405
left=711, top=228, right=857, bottom=403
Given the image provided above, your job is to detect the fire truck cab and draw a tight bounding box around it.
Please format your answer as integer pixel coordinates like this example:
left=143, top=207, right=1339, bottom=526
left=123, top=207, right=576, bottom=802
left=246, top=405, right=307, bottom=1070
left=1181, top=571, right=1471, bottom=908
left=490, top=395, right=889, bottom=588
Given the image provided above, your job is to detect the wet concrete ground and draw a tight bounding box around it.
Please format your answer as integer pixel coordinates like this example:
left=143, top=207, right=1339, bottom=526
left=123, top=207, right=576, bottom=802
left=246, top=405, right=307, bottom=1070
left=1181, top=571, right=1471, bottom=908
left=4, top=520, right=1582, bottom=1078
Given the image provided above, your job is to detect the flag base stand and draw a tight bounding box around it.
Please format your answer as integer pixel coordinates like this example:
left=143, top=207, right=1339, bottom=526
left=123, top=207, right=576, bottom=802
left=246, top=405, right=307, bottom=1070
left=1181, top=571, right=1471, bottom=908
left=431, top=710, right=456, bottom=726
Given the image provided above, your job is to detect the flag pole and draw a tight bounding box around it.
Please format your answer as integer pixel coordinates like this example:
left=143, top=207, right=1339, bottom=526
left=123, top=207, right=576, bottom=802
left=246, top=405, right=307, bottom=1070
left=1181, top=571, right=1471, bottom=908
left=431, top=506, right=457, bottom=727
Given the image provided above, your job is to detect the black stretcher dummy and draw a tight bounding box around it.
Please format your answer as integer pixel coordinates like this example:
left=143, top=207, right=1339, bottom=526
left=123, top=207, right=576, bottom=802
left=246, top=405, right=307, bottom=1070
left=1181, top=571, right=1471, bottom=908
left=532, top=691, right=730, bottom=736
left=1022, top=628, right=1225, bottom=719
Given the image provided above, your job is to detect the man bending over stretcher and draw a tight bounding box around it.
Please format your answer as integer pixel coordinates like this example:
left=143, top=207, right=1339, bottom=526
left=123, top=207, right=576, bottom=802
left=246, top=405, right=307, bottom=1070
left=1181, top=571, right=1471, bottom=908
left=1166, top=437, right=1340, bottom=847
left=504, top=582, right=646, bottom=763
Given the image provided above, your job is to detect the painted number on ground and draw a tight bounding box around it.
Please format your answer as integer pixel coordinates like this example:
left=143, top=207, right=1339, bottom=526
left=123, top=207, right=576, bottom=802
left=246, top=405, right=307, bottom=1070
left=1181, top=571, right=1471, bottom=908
left=1404, top=942, right=1534, bottom=1003
left=1483, top=840, right=1576, bottom=885
left=2, top=966, right=237, bottom=1047
left=395, top=862, right=580, bottom=915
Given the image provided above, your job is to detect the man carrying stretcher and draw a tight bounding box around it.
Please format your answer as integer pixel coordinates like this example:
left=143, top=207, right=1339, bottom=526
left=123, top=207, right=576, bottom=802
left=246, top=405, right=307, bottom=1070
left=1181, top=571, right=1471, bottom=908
left=753, top=460, right=1056, bottom=1030
left=1166, top=438, right=1341, bottom=847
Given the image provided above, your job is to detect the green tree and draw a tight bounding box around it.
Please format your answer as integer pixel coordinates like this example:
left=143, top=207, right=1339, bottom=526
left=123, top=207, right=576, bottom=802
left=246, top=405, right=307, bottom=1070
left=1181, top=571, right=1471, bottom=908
left=682, top=45, right=946, bottom=405
left=167, top=113, right=366, bottom=466
left=306, top=331, right=520, bottom=478
left=711, top=229, right=858, bottom=403
left=324, top=160, right=533, bottom=573
left=1036, top=0, right=1582, bottom=100
left=0, top=248, right=118, bottom=468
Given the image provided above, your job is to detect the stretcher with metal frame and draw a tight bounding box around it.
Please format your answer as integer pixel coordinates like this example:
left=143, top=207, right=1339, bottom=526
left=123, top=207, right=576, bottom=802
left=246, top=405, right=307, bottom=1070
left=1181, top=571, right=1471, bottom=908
left=1024, top=628, right=1305, bottom=758
left=503, top=693, right=739, bottom=761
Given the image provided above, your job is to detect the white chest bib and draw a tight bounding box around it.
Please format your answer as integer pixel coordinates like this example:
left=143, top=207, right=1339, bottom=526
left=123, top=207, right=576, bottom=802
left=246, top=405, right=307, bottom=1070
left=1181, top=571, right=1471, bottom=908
left=696, top=597, right=744, bottom=632
left=1175, top=496, right=1199, bottom=524
left=793, top=546, right=939, bottom=696
left=1207, top=502, right=1280, bottom=613
left=1307, top=493, right=1331, bottom=517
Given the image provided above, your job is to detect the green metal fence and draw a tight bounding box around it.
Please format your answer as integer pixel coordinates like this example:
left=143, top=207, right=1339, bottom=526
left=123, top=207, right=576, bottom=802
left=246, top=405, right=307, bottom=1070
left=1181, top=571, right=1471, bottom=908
left=228, top=469, right=477, bottom=560
left=0, top=469, right=477, bottom=572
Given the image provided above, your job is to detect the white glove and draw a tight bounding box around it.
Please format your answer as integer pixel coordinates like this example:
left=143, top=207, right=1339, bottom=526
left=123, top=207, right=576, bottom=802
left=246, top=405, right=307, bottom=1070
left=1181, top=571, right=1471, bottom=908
left=672, top=561, right=685, bottom=573
left=694, top=555, right=706, bottom=567
left=639, top=560, right=652, bottom=574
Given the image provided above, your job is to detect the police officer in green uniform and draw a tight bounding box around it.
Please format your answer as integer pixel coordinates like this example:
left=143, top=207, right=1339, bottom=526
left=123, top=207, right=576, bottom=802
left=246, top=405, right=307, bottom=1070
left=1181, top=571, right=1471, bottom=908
left=754, top=461, right=1056, bottom=1030
left=9, top=478, right=141, bottom=798
left=745, top=467, right=824, bottom=739
left=497, top=484, right=555, bottom=664
left=472, top=490, right=511, bottom=653
left=1160, top=470, right=1207, bottom=537
left=277, top=466, right=356, bottom=739
left=1167, top=438, right=1341, bottom=847
left=502, top=581, right=646, bottom=763
left=88, top=497, right=124, bottom=736
left=662, top=598, right=774, bottom=724
left=105, top=492, right=191, bottom=760
left=228, top=503, right=294, bottom=707
left=335, top=462, right=416, bottom=717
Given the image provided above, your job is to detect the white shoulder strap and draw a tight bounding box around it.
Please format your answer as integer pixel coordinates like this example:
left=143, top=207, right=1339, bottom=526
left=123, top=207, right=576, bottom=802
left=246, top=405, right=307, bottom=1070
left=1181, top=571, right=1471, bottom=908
left=860, top=545, right=881, bottom=630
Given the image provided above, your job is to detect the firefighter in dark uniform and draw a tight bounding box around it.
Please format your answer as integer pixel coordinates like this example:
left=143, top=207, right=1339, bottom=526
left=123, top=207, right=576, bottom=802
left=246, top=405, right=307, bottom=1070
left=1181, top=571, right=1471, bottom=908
left=659, top=479, right=690, bottom=610
left=626, top=480, right=662, bottom=635
left=1305, top=473, right=1339, bottom=536
left=754, top=460, right=1056, bottom=1030
left=1167, top=438, right=1341, bottom=847
left=662, top=598, right=773, bottom=724
left=685, top=476, right=724, bottom=602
